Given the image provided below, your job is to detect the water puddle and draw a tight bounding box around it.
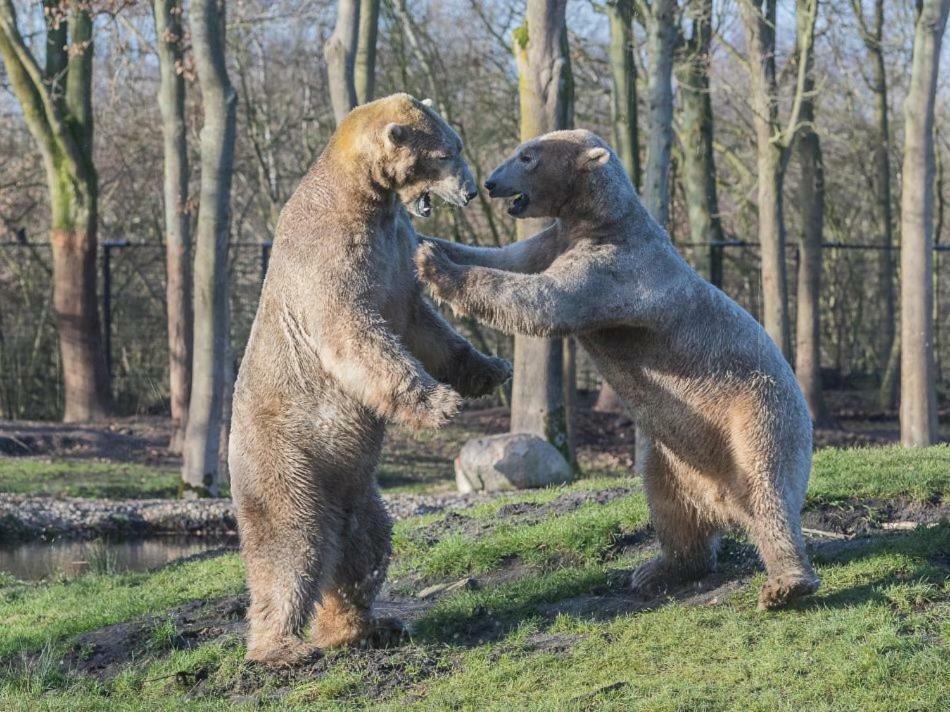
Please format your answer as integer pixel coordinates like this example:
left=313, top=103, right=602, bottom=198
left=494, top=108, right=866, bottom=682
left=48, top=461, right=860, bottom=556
left=0, top=536, right=236, bottom=581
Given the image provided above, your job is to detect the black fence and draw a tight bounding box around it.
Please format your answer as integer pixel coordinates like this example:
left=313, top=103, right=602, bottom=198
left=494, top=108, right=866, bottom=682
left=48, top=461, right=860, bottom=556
left=1, top=238, right=948, bottom=419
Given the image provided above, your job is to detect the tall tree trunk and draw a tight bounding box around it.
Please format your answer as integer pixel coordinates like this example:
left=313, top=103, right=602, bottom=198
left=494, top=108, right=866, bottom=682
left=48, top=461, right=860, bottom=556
left=634, top=0, right=677, bottom=471
left=182, top=0, right=237, bottom=497
left=642, top=0, right=676, bottom=231
left=899, top=0, right=948, bottom=447
left=511, top=0, right=575, bottom=465
left=325, top=0, right=361, bottom=124
left=354, top=0, right=379, bottom=104
left=739, top=0, right=818, bottom=361
left=154, top=0, right=192, bottom=453
left=0, top=1, right=112, bottom=422
left=740, top=0, right=790, bottom=358
left=594, top=0, right=639, bottom=415
left=677, top=0, right=725, bottom=281
left=852, top=0, right=898, bottom=409
left=795, top=72, right=829, bottom=425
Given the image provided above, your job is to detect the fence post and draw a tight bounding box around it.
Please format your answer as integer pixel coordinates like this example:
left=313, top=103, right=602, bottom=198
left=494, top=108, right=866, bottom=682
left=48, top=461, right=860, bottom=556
left=710, top=241, right=724, bottom=289
left=101, top=242, right=113, bottom=378
left=101, top=239, right=129, bottom=379
left=260, top=241, right=272, bottom=284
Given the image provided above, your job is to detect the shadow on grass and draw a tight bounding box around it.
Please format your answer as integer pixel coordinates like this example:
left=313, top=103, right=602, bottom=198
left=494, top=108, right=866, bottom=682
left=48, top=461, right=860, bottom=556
left=409, top=523, right=950, bottom=648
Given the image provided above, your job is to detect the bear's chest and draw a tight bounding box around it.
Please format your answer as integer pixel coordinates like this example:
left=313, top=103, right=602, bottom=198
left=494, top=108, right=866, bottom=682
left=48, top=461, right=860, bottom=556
left=370, top=225, right=416, bottom=331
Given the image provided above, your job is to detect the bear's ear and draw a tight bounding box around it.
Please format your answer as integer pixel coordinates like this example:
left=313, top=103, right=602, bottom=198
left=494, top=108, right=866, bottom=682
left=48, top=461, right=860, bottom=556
left=580, top=147, right=610, bottom=172
left=421, top=98, right=434, bottom=108
left=384, top=122, right=409, bottom=148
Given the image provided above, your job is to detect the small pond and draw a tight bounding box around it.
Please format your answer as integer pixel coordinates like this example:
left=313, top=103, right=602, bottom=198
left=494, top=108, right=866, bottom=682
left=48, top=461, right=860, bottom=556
left=0, top=536, right=236, bottom=581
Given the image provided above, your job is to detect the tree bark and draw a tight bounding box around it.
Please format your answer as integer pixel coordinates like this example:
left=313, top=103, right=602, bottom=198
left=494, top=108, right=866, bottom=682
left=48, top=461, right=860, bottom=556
left=594, top=0, right=639, bottom=415
left=325, top=0, right=361, bottom=125
left=852, top=0, right=898, bottom=409
left=354, top=0, right=379, bottom=104
left=632, top=0, right=677, bottom=471
left=0, top=0, right=112, bottom=422
left=739, top=0, right=789, bottom=358
left=511, top=0, right=575, bottom=465
left=795, top=71, right=829, bottom=425
left=642, top=0, right=676, bottom=231
left=899, top=0, right=948, bottom=447
left=677, top=0, right=725, bottom=281
left=182, top=0, right=237, bottom=497
left=154, top=0, right=192, bottom=453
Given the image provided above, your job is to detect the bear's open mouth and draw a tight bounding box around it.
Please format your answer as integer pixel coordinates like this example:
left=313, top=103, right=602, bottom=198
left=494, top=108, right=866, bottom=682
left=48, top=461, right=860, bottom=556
left=508, top=193, right=529, bottom=216
left=416, top=191, right=432, bottom=218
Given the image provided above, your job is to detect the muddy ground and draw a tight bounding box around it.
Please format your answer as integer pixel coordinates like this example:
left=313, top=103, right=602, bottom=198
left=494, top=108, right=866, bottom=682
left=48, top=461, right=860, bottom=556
left=31, top=481, right=943, bottom=706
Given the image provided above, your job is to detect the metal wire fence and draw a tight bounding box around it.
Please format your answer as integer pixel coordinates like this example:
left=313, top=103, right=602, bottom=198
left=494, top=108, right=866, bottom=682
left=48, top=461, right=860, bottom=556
left=1, top=238, right=947, bottom=419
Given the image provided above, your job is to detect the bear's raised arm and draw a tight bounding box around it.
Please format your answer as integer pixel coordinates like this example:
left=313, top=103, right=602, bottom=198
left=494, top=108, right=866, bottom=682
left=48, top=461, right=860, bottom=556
left=417, top=222, right=565, bottom=274
left=405, top=297, right=512, bottom=398
left=300, top=285, right=461, bottom=429
left=416, top=242, right=635, bottom=338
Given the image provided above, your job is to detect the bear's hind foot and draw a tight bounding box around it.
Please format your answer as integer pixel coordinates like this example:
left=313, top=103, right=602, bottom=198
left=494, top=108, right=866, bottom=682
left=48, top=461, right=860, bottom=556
left=245, top=637, right=322, bottom=668
left=757, top=573, right=819, bottom=611
left=314, top=615, right=409, bottom=650
left=629, top=556, right=712, bottom=598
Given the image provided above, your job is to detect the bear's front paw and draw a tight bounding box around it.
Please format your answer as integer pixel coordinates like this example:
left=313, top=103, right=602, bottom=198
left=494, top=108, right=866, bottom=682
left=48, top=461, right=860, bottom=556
left=415, top=242, right=459, bottom=302
left=459, top=355, right=513, bottom=398
left=395, top=383, right=462, bottom=429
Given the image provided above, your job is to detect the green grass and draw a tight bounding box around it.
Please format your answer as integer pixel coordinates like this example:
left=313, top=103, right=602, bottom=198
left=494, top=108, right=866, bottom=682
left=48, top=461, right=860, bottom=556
left=809, top=444, right=950, bottom=504
left=0, top=459, right=181, bottom=499
left=0, top=446, right=947, bottom=708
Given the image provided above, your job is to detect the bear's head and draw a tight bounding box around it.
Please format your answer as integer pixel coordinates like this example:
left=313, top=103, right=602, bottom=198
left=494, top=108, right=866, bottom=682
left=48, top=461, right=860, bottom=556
left=484, top=129, right=632, bottom=221
left=333, top=93, right=477, bottom=219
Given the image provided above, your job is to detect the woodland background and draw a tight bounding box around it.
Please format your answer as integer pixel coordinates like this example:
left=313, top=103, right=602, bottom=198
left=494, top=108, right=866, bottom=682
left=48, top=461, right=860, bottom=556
left=1, top=0, right=948, bottom=493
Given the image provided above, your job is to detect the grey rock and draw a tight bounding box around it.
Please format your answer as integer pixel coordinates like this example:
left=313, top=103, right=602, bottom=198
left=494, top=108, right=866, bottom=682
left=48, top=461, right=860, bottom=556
left=455, top=433, right=573, bottom=493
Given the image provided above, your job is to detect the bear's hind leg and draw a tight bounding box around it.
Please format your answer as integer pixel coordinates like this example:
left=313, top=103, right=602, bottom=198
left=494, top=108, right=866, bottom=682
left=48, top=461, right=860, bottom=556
left=631, top=446, right=720, bottom=597
left=312, top=490, right=406, bottom=649
left=240, top=498, right=329, bottom=666
left=743, top=488, right=819, bottom=610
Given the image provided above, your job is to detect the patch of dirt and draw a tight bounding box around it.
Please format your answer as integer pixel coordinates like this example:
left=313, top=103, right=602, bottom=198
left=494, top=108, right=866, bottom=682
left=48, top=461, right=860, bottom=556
left=60, top=586, right=437, bottom=685
left=0, top=417, right=177, bottom=465
left=209, top=644, right=458, bottom=705
left=63, top=594, right=248, bottom=680
left=802, top=498, right=949, bottom=536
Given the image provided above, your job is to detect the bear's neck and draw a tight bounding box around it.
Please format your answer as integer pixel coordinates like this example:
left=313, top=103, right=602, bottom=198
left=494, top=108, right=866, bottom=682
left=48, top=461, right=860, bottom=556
left=313, top=149, right=399, bottom=219
left=559, top=194, right=656, bottom=245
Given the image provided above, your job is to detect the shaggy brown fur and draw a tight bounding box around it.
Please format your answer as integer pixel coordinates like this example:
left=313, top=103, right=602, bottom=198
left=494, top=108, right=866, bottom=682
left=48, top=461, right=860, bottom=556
left=229, top=94, right=511, bottom=666
left=416, top=129, right=819, bottom=611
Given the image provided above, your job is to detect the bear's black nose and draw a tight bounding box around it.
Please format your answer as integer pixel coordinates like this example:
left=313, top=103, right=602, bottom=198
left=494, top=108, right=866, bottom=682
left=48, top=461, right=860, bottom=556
left=484, top=179, right=496, bottom=192
left=465, top=188, right=478, bottom=203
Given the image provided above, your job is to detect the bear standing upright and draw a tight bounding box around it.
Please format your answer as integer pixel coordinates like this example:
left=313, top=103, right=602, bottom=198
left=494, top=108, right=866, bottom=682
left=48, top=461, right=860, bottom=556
left=229, top=94, right=511, bottom=666
left=417, top=129, right=819, bottom=610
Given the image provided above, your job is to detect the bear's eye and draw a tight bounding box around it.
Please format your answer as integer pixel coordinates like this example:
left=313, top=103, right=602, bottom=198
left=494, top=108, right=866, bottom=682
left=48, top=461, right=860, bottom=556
left=434, top=153, right=452, bottom=161
left=519, top=153, right=532, bottom=164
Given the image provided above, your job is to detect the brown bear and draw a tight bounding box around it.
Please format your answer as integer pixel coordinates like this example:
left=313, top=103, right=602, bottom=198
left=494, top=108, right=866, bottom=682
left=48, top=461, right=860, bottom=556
left=229, top=94, right=511, bottom=666
left=416, top=129, right=819, bottom=611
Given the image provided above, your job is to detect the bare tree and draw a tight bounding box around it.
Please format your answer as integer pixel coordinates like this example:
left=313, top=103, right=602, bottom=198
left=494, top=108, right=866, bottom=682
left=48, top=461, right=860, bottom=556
left=899, top=0, right=949, bottom=446
left=737, top=0, right=817, bottom=360
left=640, top=0, right=677, bottom=231
left=794, top=1, right=829, bottom=425
left=676, top=0, right=725, bottom=282
left=511, top=0, right=575, bottom=464
left=355, top=0, right=380, bottom=104
left=594, top=0, right=639, bottom=415
left=182, top=0, right=237, bottom=497
left=325, top=0, right=360, bottom=123
left=153, top=0, right=192, bottom=452
left=632, top=0, right=677, bottom=470
left=851, top=0, right=899, bottom=409
left=0, top=0, right=112, bottom=421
